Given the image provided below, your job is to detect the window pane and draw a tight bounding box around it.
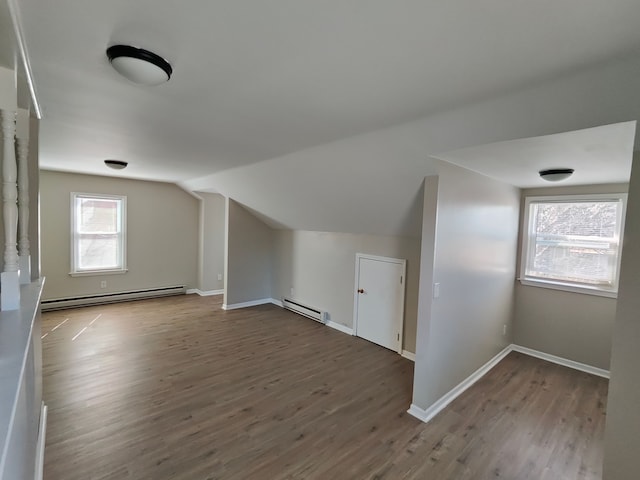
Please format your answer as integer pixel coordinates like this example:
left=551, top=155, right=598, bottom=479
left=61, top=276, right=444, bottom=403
left=77, top=198, right=120, bottom=234
left=526, top=201, right=620, bottom=286
left=78, top=234, right=120, bottom=270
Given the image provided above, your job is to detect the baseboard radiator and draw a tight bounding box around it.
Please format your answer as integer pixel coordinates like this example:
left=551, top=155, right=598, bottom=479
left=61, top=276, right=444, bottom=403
left=282, top=297, right=327, bottom=324
left=41, top=285, right=186, bottom=311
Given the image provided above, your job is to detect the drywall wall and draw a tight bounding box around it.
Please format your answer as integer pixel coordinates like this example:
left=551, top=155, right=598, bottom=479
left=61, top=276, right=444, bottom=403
left=413, top=164, right=520, bottom=410
left=513, top=183, right=628, bottom=370
left=197, top=192, right=225, bottom=292
left=40, top=170, right=199, bottom=299
left=603, top=159, right=640, bottom=480
left=271, top=229, right=421, bottom=352
left=224, top=199, right=274, bottom=306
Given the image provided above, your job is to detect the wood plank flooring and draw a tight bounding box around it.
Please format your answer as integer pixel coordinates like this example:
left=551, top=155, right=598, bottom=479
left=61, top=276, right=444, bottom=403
left=42, top=295, right=607, bottom=479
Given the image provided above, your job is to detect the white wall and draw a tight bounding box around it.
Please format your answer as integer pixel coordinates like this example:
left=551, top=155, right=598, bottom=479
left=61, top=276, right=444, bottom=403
left=604, top=159, right=640, bottom=480
left=513, top=183, right=628, bottom=370
left=224, top=199, right=274, bottom=306
left=40, top=171, right=199, bottom=300
left=197, top=192, right=225, bottom=292
left=271, top=229, right=421, bottom=352
left=413, top=165, right=520, bottom=410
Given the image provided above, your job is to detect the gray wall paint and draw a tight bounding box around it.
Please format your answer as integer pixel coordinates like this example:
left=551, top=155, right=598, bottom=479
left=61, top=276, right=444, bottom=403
left=271, top=229, right=421, bottom=352
left=413, top=165, right=520, bottom=410
left=224, top=198, right=274, bottom=306
left=40, top=171, right=199, bottom=300
left=603, top=159, right=640, bottom=480
left=197, top=192, right=225, bottom=292
left=513, top=183, right=628, bottom=370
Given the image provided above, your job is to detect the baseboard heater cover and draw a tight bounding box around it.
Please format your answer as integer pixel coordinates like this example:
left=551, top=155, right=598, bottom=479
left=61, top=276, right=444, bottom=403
left=282, top=297, right=327, bottom=324
left=41, top=285, right=186, bottom=311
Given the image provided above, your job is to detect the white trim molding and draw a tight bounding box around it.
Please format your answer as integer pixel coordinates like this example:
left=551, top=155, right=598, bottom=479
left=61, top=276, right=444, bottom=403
left=408, top=343, right=610, bottom=424
left=34, top=403, right=47, bottom=480
left=402, top=350, right=416, bottom=362
left=408, top=345, right=512, bottom=423
left=511, top=344, right=609, bottom=378
left=186, top=289, right=224, bottom=296
left=222, top=298, right=274, bottom=310
left=326, top=321, right=354, bottom=336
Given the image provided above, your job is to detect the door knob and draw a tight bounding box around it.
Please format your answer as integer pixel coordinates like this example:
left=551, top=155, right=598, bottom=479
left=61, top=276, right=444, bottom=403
left=357, top=288, right=364, bottom=294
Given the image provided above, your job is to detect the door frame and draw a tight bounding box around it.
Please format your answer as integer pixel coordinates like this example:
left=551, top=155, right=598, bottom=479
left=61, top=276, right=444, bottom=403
left=353, top=253, right=406, bottom=354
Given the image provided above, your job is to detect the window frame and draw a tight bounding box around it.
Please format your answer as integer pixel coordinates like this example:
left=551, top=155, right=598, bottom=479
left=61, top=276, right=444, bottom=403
left=519, top=193, right=627, bottom=298
left=70, top=192, right=128, bottom=277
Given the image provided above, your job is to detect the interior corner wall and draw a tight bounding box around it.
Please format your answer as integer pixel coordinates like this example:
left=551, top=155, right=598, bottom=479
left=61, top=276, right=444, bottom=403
left=39, top=170, right=199, bottom=299
left=412, top=165, right=520, bottom=411
left=604, top=158, right=640, bottom=480
left=224, top=198, right=274, bottom=306
left=197, top=192, right=225, bottom=292
left=271, top=229, right=421, bottom=352
left=513, top=183, right=628, bottom=370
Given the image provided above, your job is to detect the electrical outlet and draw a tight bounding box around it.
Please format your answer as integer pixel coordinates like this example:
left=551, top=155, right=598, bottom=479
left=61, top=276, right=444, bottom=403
left=217, top=273, right=222, bottom=281
left=503, top=324, right=507, bottom=336
left=433, top=283, right=440, bottom=299
left=290, top=287, right=294, bottom=297
left=100, top=280, right=107, bottom=288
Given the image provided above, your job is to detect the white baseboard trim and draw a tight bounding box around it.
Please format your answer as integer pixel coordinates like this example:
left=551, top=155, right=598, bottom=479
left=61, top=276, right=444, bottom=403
left=402, top=350, right=416, bottom=362
left=408, top=345, right=512, bottom=423
left=34, top=402, right=47, bottom=480
left=511, top=344, right=610, bottom=378
left=270, top=298, right=283, bottom=307
left=326, top=321, right=354, bottom=335
left=407, top=343, right=609, bottom=424
left=186, top=288, right=224, bottom=296
left=222, top=298, right=273, bottom=310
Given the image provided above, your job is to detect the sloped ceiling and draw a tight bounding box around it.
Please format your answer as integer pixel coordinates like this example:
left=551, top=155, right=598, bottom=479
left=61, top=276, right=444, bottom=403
left=8, top=0, right=640, bottom=236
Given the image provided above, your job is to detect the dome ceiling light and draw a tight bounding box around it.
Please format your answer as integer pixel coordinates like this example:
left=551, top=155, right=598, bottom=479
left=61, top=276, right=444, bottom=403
left=106, top=45, right=172, bottom=86
left=539, top=168, right=574, bottom=182
left=104, top=159, right=128, bottom=170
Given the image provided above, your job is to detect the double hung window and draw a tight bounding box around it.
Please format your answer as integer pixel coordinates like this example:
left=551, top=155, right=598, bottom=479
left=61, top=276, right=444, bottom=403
left=520, top=194, right=626, bottom=297
left=71, top=193, right=127, bottom=275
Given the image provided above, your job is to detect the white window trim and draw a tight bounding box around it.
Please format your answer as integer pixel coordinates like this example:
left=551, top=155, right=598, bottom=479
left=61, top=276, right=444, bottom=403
left=519, top=193, right=627, bottom=298
left=70, top=192, right=128, bottom=276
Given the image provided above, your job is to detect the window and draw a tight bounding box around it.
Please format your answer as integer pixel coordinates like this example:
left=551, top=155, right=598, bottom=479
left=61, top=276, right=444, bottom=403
left=520, top=194, right=626, bottom=297
left=71, top=193, right=127, bottom=275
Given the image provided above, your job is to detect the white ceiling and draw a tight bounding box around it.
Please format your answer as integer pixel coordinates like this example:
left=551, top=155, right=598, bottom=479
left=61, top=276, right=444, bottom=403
left=3, top=0, right=640, bottom=237
left=433, top=122, right=637, bottom=189
left=11, top=0, right=640, bottom=183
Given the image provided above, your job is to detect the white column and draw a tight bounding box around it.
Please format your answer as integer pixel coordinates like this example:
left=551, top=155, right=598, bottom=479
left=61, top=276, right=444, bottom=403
left=16, top=109, right=30, bottom=284
left=0, top=66, right=19, bottom=310
left=1, top=108, right=20, bottom=309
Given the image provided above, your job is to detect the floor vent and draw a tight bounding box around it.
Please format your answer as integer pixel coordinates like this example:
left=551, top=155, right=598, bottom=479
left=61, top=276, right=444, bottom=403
left=282, top=297, right=327, bottom=324
left=41, top=285, right=186, bottom=311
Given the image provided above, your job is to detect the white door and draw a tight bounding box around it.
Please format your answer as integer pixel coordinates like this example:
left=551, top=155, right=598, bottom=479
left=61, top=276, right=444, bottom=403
left=354, top=254, right=406, bottom=352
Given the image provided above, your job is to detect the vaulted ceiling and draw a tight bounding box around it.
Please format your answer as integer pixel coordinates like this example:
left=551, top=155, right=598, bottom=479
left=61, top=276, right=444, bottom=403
left=4, top=0, right=640, bottom=235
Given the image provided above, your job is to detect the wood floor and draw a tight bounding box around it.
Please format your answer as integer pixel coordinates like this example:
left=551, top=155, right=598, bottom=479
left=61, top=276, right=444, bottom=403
left=41, top=295, right=607, bottom=479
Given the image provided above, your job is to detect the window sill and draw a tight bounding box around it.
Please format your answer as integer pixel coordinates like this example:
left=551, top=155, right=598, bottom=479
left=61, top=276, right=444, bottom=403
left=518, top=277, right=617, bottom=299
left=69, top=269, right=128, bottom=277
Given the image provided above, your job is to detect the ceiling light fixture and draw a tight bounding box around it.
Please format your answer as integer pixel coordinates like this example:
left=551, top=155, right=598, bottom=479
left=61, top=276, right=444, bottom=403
left=104, top=159, right=128, bottom=170
left=539, top=168, right=574, bottom=182
left=106, top=45, right=172, bottom=86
